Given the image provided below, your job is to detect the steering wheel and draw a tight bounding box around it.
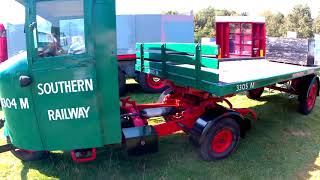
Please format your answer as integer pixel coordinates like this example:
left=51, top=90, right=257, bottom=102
left=38, top=35, right=65, bottom=57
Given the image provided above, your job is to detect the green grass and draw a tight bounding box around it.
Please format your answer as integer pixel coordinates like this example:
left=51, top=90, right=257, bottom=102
left=1, top=85, right=320, bottom=179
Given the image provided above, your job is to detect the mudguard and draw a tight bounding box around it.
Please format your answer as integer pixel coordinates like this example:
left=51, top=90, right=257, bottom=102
left=122, top=125, right=158, bottom=155
left=191, top=105, right=246, bottom=145
left=306, top=75, right=319, bottom=96
left=316, top=76, right=319, bottom=96
left=299, top=75, right=320, bottom=101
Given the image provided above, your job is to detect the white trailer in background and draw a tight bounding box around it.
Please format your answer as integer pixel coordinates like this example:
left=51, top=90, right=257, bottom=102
left=6, top=24, right=26, bottom=58
left=116, top=14, right=194, bottom=94
left=117, top=14, right=194, bottom=56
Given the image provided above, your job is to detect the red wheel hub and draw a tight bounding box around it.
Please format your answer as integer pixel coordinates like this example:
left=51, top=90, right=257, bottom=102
left=251, top=88, right=263, bottom=96
left=146, top=74, right=165, bottom=89
left=307, top=83, right=318, bottom=111
left=211, top=128, right=233, bottom=153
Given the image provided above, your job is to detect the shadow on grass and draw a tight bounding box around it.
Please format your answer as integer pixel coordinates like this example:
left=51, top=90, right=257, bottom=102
left=125, top=83, right=143, bottom=94
left=19, top=92, right=320, bottom=179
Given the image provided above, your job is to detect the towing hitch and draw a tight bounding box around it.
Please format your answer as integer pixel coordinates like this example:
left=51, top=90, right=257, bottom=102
left=0, top=144, right=15, bottom=154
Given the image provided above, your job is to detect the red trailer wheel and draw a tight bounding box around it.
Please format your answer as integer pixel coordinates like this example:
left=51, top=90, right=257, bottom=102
left=307, top=83, right=317, bottom=111
left=138, top=73, right=167, bottom=93
left=299, top=79, right=318, bottom=115
left=211, top=128, right=233, bottom=153
left=146, top=75, right=165, bottom=89
left=246, top=87, right=264, bottom=100
left=200, top=118, right=240, bottom=161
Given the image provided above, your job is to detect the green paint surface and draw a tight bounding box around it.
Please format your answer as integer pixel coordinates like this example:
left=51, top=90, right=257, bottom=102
left=0, top=0, right=121, bottom=151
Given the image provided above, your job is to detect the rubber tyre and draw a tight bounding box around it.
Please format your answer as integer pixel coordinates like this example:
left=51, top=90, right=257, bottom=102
left=138, top=73, right=167, bottom=93
left=157, top=88, right=174, bottom=103
left=7, top=137, right=48, bottom=161
left=118, top=69, right=126, bottom=96
left=299, top=79, right=319, bottom=115
left=200, top=118, right=240, bottom=161
left=246, top=88, right=264, bottom=100
left=189, top=135, right=200, bottom=147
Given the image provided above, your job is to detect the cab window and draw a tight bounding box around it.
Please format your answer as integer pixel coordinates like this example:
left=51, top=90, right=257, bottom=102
left=36, top=0, right=85, bottom=57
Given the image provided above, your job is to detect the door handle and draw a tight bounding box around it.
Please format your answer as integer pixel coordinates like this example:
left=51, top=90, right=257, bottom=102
left=19, top=75, right=32, bottom=87
left=29, top=22, right=36, bottom=30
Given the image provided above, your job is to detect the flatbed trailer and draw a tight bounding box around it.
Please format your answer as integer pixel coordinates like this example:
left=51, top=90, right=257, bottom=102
left=135, top=43, right=320, bottom=97
left=129, top=42, right=319, bottom=160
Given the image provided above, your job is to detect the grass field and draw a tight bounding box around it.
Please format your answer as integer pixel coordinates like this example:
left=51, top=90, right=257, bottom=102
left=0, top=84, right=320, bottom=179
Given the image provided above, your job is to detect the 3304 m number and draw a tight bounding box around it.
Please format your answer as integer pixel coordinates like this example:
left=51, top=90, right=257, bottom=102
left=236, top=82, right=255, bottom=92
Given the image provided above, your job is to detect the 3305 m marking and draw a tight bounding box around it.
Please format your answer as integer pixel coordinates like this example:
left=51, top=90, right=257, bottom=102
left=236, top=82, right=255, bottom=92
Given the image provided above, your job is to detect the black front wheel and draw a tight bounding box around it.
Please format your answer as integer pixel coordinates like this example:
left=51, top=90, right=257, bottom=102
left=7, top=137, right=49, bottom=161
left=200, top=118, right=240, bottom=161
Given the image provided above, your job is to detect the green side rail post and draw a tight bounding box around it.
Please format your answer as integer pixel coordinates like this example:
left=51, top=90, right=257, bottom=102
left=140, top=44, right=145, bottom=72
left=161, top=44, right=167, bottom=78
left=195, top=44, right=201, bottom=89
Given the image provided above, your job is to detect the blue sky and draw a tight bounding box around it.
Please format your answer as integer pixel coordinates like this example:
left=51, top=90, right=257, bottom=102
left=0, top=0, right=319, bottom=25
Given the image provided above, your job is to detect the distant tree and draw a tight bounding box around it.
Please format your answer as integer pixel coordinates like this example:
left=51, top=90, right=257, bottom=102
left=240, top=12, right=249, bottom=16
left=194, top=7, right=240, bottom=42
left=261, top=11, right=285, bottom=37
left=163, top=11, right=180, bottom=15
left=314, top=13, right=320, bottom=34
left=284, top=4, right=313, bottom=38
left=194, top=7, right=216, bottom=42
left=215, top=9, right=239, bottom=16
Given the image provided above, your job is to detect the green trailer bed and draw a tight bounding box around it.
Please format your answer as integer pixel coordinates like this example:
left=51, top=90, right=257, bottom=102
left=135, top=43, right=320, bottom=97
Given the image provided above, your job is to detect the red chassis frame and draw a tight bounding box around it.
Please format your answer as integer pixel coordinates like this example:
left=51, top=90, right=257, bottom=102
left=120, top=81, right=257, bottom=137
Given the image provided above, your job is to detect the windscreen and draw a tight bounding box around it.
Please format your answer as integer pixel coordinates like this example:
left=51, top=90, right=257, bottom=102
left=36, top=0, right=85, bottom=57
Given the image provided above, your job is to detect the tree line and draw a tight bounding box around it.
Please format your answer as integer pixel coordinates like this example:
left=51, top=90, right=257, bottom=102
left=165, top=4, right=320, bottom=42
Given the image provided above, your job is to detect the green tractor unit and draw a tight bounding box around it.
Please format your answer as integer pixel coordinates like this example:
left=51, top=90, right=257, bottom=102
left=0, top=0, right=319, bottom=163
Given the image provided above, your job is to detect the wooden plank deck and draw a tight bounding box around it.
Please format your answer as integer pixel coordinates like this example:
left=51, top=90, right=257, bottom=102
left=172, top=59, right=318, bottom=84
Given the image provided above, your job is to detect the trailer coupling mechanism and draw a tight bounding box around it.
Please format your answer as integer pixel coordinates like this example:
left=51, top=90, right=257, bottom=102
left=0, top=144, right=15, bottom=154
left=71, top=148, right=97, bottom=163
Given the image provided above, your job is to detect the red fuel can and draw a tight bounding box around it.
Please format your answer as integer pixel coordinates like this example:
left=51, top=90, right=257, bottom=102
left=0, top=24, right=8, bottom=62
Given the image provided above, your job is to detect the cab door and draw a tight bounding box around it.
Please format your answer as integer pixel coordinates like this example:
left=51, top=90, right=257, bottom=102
left=26, top=0, right=102, bottom=150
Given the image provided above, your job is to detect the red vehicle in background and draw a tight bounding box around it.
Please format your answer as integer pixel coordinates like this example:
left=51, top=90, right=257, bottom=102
left=117, top=54, right=167, bottom=95
left=0, top=24, right=8, bottom=62
left=215, top=16, right=266, bottom=59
